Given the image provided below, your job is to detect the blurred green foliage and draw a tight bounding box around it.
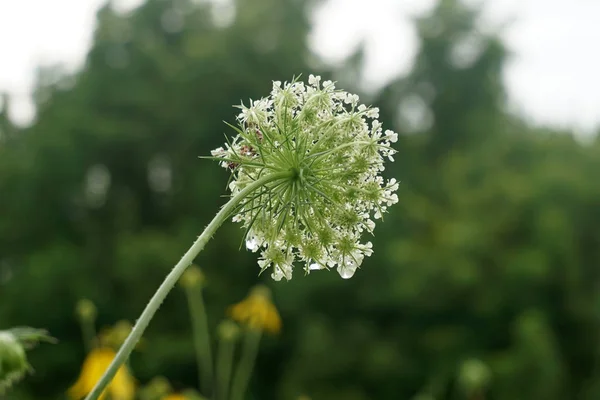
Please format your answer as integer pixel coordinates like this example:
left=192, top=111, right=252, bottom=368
left=1, top=0, right=600, bottom=399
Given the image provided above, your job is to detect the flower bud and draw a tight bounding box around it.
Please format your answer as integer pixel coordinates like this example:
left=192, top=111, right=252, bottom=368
left=217, top=320, right=240, bottom=341
left=140, top=376, right=172, bottom=400
left=75, top=299, right=97, bottom=322
left=99, top=320, right=144, bottom=350
left=457, top=358, right=491, bottom=394
left=110, top=320, right=133, bottom=347
left=0, top=327, right=54, bottom=393
left=0, top=331, right=29, bottom=393
left=180, top=266, right=205, bottom=289
left=248, top=284, right=272, bottom=299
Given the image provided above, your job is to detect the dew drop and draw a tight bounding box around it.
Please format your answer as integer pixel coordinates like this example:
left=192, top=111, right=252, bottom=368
left=308, top=263, right=323, bottom=271
left=338, top=262, right=357, bottom=279
left=271, top=268, right=284, bottom=281
left=246, top=238, right=259, bottom=252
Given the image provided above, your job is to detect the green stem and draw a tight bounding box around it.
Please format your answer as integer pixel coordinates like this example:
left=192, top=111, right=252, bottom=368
left=216, top=335, right=236, bottom=400
left=305, top=140, right=371, bottom=161
left=185, top=285, right=213, bottom=396
left=78, top=318, right=97, bottom=353
left=83, top=170, right=293, bottom=400
left=229, top=329, right=262, bottom=400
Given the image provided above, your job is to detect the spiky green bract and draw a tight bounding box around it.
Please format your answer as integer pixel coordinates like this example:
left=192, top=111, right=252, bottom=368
left=210, top=75, right=399, bottom=280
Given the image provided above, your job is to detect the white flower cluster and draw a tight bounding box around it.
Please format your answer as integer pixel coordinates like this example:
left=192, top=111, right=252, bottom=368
left=211, top=75, right=399, bottom=280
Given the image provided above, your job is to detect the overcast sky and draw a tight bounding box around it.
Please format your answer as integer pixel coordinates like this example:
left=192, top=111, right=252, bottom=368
left=1, top=0, right=599, bottom=135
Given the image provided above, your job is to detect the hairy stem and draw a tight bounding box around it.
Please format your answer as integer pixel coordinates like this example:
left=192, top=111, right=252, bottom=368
left=84, top=170, right=293, bottom=400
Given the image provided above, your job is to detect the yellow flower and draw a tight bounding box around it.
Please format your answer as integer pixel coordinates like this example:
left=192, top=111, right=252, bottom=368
left=228, top=285, right=281, bottom=334
left=68, top=347, right=136, bottom=400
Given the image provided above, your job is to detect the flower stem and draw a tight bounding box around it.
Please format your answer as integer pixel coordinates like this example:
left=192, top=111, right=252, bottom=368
left=78, top=317, right=97, bottom=353
left=216, top=333, right=236, bottom=400
left=83, top=170, right=293, bottom=400
left=229, top=329, right=262, bottom=400
left=184, top=284, right=213, bottom=396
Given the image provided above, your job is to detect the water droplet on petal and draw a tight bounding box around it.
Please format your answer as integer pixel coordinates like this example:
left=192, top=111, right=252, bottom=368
left=271, top=268, right=284, bottom=281
left=246, top=238, right=259, bottom=252
left=338, top=260, right=358, bottom=279
left=309, top=263, right=323, bottom=271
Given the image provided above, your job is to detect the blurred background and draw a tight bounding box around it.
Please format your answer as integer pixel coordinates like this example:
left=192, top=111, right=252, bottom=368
left=1, top=0, right=600, bottom=399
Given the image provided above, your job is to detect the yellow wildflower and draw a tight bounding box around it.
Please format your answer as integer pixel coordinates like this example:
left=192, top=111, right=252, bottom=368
left=228, top=285, right=281, bottom=334
left=68, top=347, right=135, bottom=400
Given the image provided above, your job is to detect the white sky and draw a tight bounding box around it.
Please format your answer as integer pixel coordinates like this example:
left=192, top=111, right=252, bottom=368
left=0, top=0, right=599, bottom=135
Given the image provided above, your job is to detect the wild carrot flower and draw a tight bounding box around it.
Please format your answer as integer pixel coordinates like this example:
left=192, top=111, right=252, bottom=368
left=68, top=348, right=135, bottom=400
left=228, top=285, right=281, bottom=334
left=210, top=75, right=399, bottom=280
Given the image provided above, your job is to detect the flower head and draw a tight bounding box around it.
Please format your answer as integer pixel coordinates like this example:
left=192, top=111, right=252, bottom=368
left=210, top=75, right=399, bottom=280
left=228, top=285, right=281, bottom=334
left=68, top=347, right=136, bottom=400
